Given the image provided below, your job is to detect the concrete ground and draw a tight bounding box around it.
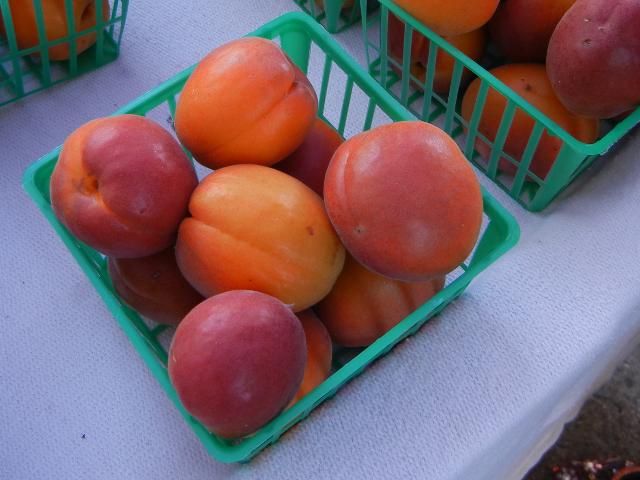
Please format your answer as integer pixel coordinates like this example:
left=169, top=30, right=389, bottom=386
left=525, top=344, right=640, bottom=479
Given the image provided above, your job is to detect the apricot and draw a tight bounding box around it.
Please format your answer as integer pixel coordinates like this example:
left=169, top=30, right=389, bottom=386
left=176, top=164, right=345, bottom=312
left=393, top=0, right=499, bottom=36
left=168, top=290, right=306, bottom=438
left=324, top=121, right=482, bottom=282
left=316, top=254, right=444, bottom=347
left=387, top=13, right=487, bottom=95
left=107, top=248, right=204, bottom=326
left=0, top=0, right=109, bottom=61
left=547, top=0, right=640, bottom=119
left=273, top=117, right=343, bottom=197
left=461, top=64, right=599, bottom=179
left=174, top=38, right=318, bottom=169
left=489, top=0, right=576, bottom=62
left=290, top=310, right=333, bottom=404
left=50, top=115, right=198, bottom=258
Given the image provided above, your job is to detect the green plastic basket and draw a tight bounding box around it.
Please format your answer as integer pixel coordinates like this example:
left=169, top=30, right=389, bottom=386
left=0, top=0, right=128, bottom=106
left=23, top=12, right=519, bottom=463
left=360, top=0, right=640, bottom=212
left=293, top=0, right=364, bottom=33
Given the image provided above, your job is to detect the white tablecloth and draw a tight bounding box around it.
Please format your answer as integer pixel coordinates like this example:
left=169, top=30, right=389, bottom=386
left=2, top=2, right=640, bottom=479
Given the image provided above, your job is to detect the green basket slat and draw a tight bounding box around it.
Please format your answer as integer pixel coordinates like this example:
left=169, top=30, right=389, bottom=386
left=22, top=12, right=519, bottom=463
left=443, top=60, right=464, bottom=135
left=294, top=0, right=367, bottom=33
left=338, top=76, right=354, bottom=135
left=0, top=0, right=129, bottom=106
left=510, top=123, right=545, bottom=197
left=33, top=0, right=52, bottom=85
left=363, top=0, right=640, bottom=211
left=464, top=81, right=489, bottom=158
left=421, top=41, right=438, bottom=120
left=399, top=22, right=412, bottom=105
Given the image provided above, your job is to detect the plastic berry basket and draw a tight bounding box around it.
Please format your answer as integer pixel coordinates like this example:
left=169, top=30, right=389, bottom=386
left=360, top=0, right=640, bottom=212
left=293, top=0, right=367, bottom=33
left=0, top=0, right=129, bottom=106
left=23, top=12, right=519, bottom=463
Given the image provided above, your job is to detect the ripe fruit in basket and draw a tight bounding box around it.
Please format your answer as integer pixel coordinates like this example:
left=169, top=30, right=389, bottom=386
left=387, top=12, right=487, bottom=95
left=176, top=164, right=345, bottom=312
left=0, top=0, right=109, bottom=61
left=392, top=0, right=499, bottom=36
left=546, top=0, right=640, bottom=119
left=488, top=0, right=576, bottom=63
left=174, top=37, right=318, bottom=169
left=290, top=310, right=333, bottom=404
left=316, top=254, right=444, bottom=347
left=323, top=121, right=483, bottom=282
left=273, top=117, right=343, bottom=197
left=461, top=64, right=599, bottom=180
left=168, top=290, right=306, bottom=439
left=50, top=114, right=198, bottom=258
left=107, top=248, right=204, bottom=326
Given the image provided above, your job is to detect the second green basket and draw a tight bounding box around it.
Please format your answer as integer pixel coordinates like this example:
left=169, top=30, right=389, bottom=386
left=361, top=0, right=640, bottom=212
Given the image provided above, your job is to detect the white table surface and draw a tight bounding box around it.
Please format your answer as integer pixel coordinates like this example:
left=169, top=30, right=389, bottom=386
left=2, top=2, right=640, bottom=479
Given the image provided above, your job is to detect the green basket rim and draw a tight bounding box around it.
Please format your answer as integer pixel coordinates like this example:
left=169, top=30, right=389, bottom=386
left=22, top=11, right=520, bottom=463
left=377, top=0, right=640, bottom=156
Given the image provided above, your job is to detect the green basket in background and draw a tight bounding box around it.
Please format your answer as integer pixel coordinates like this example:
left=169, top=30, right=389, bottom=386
left=361, top=0, right=640, bottom=212
left=23, top=12, right=519, bottom=463
left=0, top=0, right=129, bottom=106
left=293, top=0, right=364, bottom=33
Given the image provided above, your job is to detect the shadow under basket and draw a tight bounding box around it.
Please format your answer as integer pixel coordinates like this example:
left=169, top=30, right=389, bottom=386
left=0, top=0, right=129, bottom=106
left=22, top=12, right=519, bottom=463
left=360, top=0, right=640, bottom=212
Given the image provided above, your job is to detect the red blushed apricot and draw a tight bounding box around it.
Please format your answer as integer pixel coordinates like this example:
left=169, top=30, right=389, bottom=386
left=290, top=310, right=333, bottom=404
left=387, top=13, right=487, bottom=95
left=174, top=37, right=318, bottom=169
left=50, top=115, right=198, bottom=258
left=489, top=0, right=576, bottom=62
left=0, top=0, right=109, bottom=60
left=316, top=255, right=444, bottom=347
left=108, top=248, right=204, bottom=326
left=176, top=164, right=345, bottom=312
left=168, top=290, right=306, bottom=438
left=324, top=121, right=483, bottom=282
left=273, top=118, right=343, bottom=197
left=547, top=0, right=640, bottom=118
left=461, top=64, right=599, bottom=179
left=393, top=0, right=499, bottom=36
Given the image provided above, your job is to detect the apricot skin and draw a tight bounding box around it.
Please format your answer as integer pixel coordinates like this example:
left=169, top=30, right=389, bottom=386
left=393, top=0, right=499, bottom=36
left=176, top=164, right=345, bottom=312
left=168, top=290, right=306, bottom=439
left=174, top=37, right=318, bottom=169
left=108, top=248, right=204, bottom=326
left=547, top=0, right=640, bottom=118
left=290, top=310, right=333, bottom=404
left=274, top=118, right=343, bottom=197
left=50, top=115, right=198, bottom=258
left=461, top=64, right=599, bottom=179
left=316, top=254, right=444, bottom=347
left=323, top=121, right=483, bottom=282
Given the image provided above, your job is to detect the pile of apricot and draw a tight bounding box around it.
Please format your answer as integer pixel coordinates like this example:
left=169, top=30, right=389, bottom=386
left=388, top=0, right=640, bottom=180
left=50, top=37, right=483, bottom=438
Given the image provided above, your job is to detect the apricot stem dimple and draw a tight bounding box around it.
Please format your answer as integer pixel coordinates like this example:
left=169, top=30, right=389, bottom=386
left=79, top=175, right=99, bottom=195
